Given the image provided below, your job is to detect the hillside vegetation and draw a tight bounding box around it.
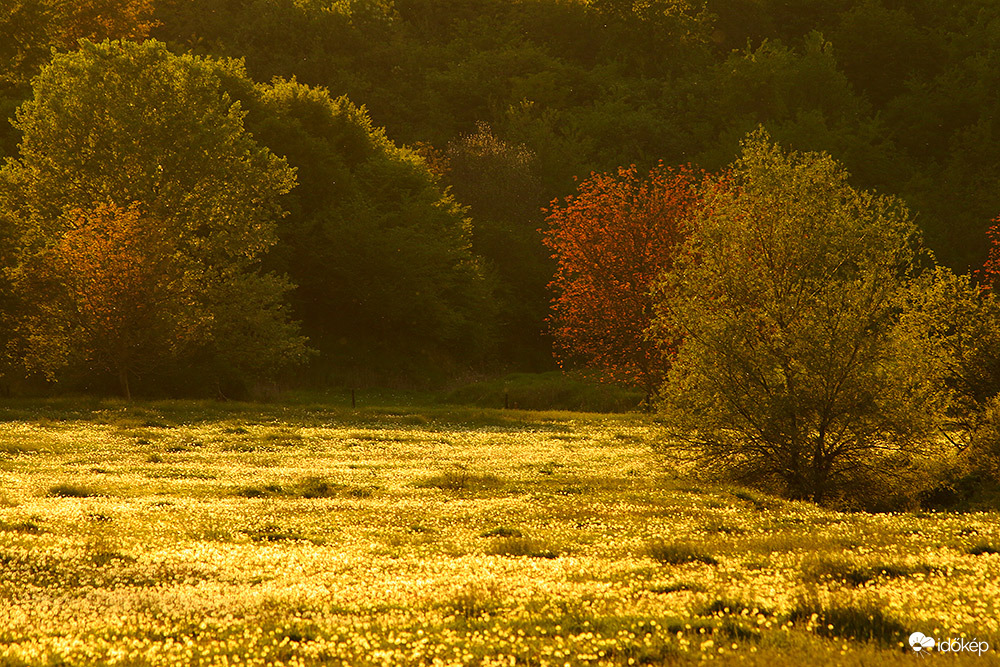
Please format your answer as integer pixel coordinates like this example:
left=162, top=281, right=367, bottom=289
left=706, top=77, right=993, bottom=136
left=5, top=0, right=1000, bottom=386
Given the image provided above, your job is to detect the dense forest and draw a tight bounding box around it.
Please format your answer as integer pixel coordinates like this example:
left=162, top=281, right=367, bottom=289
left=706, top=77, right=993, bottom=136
left=2, top=0, right=1000, bottom=395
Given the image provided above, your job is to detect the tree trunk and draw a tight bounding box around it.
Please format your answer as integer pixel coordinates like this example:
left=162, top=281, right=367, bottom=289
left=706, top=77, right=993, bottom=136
left=118, top=366, right=131, bottom=401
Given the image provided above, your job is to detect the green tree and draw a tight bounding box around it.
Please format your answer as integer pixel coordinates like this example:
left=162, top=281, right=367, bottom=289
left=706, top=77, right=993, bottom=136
left=828, top=0, right=941, bottom=108
left=2, top=39, right=308, bottom=395
left=445, top=122, right=550, bottom=367
left=238, top=79, right=494, bottom=382
left=679, top=32, right=905, bottom=192
left=905, top=267, right=1000, bottom=489
left=653, top=129, right=944, bottom=507
left=587, top=0, right=713, bottom=75
left=1, top=0, right=158, bottom=126
left=0, top=0, right=54, bottom=91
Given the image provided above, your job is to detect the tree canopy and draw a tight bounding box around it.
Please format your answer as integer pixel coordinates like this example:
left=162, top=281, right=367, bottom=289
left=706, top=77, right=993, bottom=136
left=1, top=39, right=308, bottom=395
left=653, top=130, right=944, bottom=507
left=2, top=0, right=1000, bottom=393
left=234, top=78, right=495, bottom=382
left=544, top=162, right=704, bottom=398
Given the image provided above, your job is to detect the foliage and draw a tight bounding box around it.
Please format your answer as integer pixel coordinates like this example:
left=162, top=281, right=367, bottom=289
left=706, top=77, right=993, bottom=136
left=236, top=78, right=494, bottom=382
left=0, top=0, right=157, bottom=90
left=2, top=40, right=309, bottom=395
left=907, top=269, right=1000, bottom=434
left=0, top=0, right=54, bottom=90
left=587, top=0, right=714, bottom=75
left=143, top=0, right=1000, bottom=277
left=544, top=162, right=704, bottom=397
left=982, top=219, right=1000, bottom=292
left=50, top=0, right=158, bottom=48
left=12, top=202, right=194, bottom=398
left=653, top=129, right=944, bottom=506
left=445, top=122, right=551, bottom=366
left=2, top=0, right=1000, bottom=388
left=901, top=263, right=1000, bottom=492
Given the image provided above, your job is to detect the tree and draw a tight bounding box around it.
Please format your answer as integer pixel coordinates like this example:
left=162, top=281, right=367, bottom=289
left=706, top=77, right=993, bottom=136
left=543, top=162, right=704, bottom=400
left=445, top=122, right=551, bottom=367
left=653, top=129, right=944, bottom=506
left=904, top=268, right=1000, bottom=475
left=0, top=0, right=54, bottom=90
left=911, top=224, right=1000, bottom=486
left=2, top=39, right=308, bottom=395
left=1, top=0, right=157, bottom=90
left=237, top=78, right=494, bottom=382
left=587, top=0, right=713, bottom=76
left=51, top=0, right=157, bottom=49
left=13, top=202, right=194, bottom=398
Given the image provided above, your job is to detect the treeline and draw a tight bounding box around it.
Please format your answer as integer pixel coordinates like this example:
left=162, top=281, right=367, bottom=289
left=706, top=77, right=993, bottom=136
left=144, top=0, right=1000, bottom=270
left=2, top=0, right=1000, bottom=395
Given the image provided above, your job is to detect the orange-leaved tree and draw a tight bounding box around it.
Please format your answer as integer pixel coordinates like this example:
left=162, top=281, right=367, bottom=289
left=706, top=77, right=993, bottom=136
left=543, top=162, right=705, bottom=402
left=981, top=218, right=1000, bottom=292
left=1, top=0, right=158, bottom=89
left=52, top=0, right=158, bottom=48
left=16, top=201, right=196, bottom=398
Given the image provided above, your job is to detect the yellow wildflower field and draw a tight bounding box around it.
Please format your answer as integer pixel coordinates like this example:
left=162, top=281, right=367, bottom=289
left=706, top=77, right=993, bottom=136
left=0, top=400, right=998, bottom=666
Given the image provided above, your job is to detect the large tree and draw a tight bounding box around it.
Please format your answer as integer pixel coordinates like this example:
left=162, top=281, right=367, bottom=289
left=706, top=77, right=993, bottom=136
left=237, top=79, right=495, bottom=382
left=544, top=162, right=704, bottom=400
left=1, top=39, right=308, bottom=395
left=653, top=129, right=945, bottom=506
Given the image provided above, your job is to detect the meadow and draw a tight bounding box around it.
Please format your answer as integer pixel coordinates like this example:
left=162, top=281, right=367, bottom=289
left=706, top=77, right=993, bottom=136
left=1, top=398, right=998, bottom=666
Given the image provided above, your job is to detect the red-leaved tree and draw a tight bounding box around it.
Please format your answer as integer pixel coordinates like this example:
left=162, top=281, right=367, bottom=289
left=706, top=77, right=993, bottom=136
left=543, top=162, right=705, bottom=401
left=981, top=218, right=1000, bottom=291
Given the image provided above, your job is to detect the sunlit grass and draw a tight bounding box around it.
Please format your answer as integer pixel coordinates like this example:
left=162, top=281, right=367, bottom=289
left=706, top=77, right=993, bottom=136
left=0, top=398, right=997, bottom=665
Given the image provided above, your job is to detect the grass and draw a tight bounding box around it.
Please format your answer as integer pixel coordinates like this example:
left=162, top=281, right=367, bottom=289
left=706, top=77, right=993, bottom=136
left=0, top=397, right=998, bottom=666
left=442, top=371, right=645, bottom=412
left=646, top=539, right=719, bottom=565
left=788, top=598, right=908, bottom=645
